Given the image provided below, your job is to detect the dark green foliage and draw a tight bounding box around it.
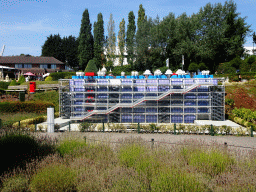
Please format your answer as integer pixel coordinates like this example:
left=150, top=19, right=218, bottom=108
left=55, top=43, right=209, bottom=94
left=112, top=65, right=132, bottom=76
left=62, top=35, right=79, bottom=69
left=84, top=59, right=98, bottom=74
left=0, top=132, right=55, bottom=176
left=49, top=72, right=76, bottom=81
left=17, top=75, right=25, bottom=84
left=0, top=101, right=54, bottom=113
left=78, top=9, right=94, bottom=70
left=198, top=63, right=207, bottom=70
left=93, top=13, right=105, bottom=69
left=240, top=61, right=250, bottom=72
left=105, top=60, right=114, bottom=71
left=218, top=62, right=236, bottom=74
left=229, top=57, right=243, bottom=69
left=41, top=34, right=65, bottom=63
left=188, top=62, right=198, bottom=72
left=33, top=91, right=59, bottom=112
left=118, top=18, right=126, bottom=66
left=0, top=81, right=10, bottom=90
left=126, top=11, right=136, bottom=68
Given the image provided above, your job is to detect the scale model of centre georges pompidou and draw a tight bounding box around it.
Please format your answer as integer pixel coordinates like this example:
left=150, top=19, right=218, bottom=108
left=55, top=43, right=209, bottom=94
left=59, top=68, right=225, bottom=124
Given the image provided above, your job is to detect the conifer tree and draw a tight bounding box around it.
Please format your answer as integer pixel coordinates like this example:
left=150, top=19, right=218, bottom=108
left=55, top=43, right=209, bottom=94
left=107, top=13, right=116, bottom=62
left=118, top=18, right=125, bottom=66
left=126, top=11, right=136, bottom=68
left=78, top=9, right=94, bottom=70
left=93, top=13, right=105, bottom=69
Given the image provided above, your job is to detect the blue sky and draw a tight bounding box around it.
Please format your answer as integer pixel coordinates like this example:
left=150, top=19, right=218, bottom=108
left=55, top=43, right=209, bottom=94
left=1, top=0, right=255, bottom=56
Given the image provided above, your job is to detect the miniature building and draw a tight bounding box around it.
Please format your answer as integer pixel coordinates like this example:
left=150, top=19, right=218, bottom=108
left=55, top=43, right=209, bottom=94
left=59, top=70, right=225, bottom=123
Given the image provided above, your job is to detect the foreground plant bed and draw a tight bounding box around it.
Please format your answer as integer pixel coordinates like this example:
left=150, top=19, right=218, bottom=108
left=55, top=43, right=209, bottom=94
left=1, top=134, right=256, bottom=191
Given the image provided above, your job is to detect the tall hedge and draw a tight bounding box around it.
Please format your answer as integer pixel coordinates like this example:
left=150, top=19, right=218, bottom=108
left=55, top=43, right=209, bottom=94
left=0, top=101, right=54, bottom=113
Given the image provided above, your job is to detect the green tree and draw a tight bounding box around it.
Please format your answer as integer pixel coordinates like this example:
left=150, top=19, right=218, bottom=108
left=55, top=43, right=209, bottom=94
left=135, top=4, right=150, bottom=71
left=126, top=11, right=136, bottom=68
left=198, top=63, right=207, bottom=71
left=41, top=34, right=65, bottom=62
left=93, top=13, right=105, bottom=69
left=78, top=9, right=94, bottom=70
left=118, top=18, right=125, bottom=66
left=188, top=62, right=198, bottom=72
left=84, top=59, right=98, bottom=74
left=253, top=32, right=256, bottom=55
left=107, top=13, right=116, bottom=62
left=62, top=35, right=79, bottom=69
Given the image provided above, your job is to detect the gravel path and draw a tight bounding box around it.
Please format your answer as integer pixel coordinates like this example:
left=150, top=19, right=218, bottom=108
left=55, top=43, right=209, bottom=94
left=36, top=132, right=256, bottom=152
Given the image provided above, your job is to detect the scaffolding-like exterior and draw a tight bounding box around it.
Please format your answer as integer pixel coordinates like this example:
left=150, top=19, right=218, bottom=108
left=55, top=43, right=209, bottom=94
left=59, top=76, right=225, bottom=123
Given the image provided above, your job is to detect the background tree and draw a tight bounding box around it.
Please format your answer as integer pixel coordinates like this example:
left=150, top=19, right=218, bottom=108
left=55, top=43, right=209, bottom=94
left=78, top=9, right=94, bottom=70
left=62, top=35, right=79, bottom=69
left=135, top=4, right=150, bottom=71
left=93, top=13, right=105, bottom=69
left=41, top=34, right=65, bottom=63
left=253, top=32, right=256, bottom=55
left=118, top=18, right=125, bottom=66
left=107, top=13, right=116, bottom=63
left=126, top=11, right=136, bottom=68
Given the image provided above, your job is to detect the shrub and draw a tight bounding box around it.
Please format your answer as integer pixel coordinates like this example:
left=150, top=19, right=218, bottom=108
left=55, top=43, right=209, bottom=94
left=45, top=76, right=53, bottom=81
left=188, top=62, right=198, bottom=72
left=29, top=163, right=76, bottom=191
left=85, top=59, right=98, bottom=74
left=112, top=65, right=132, bottom=76
left=0, top=133, right=40, bottom=175
left=198, top=62, right=207, bottom=70
left=50, top=72, right=76, bottom=81
left=0, top=81, right=10, bottom=90
left=79, top=122, right=91, bottom=132
left=17, top=75, right=25, bottom=84
left=56, top=138, right=87, bottom=157
left=158, top=66, right=169, bottom=74
left=9, top=79, right=19, bottom=86
left=1, top=175, right=29, bottom=192
left=0, top=101, right=54, bottom=113
left=188, top=148, right=235, bottom=176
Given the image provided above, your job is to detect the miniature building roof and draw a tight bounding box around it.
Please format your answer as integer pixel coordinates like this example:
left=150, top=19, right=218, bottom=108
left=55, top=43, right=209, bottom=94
left=165, top=69, right=172, bottom=75
left=143, top=69, right=151, bottom=75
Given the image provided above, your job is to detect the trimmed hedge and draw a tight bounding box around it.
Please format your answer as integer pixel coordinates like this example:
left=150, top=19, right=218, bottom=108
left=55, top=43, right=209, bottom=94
left=0, top=101, right=54, bottom=113
left=50, top=72, right=76, bottom=81
left=0, top=81, right=10, bottom=90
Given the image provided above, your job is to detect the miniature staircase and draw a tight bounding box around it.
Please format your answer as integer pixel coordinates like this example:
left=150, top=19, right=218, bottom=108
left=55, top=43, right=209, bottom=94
left=76, top=83, right=202, bottom=121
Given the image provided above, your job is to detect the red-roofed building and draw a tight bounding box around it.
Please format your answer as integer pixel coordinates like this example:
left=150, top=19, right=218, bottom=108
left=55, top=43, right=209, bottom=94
left=0, top=55, right=68, bottom=78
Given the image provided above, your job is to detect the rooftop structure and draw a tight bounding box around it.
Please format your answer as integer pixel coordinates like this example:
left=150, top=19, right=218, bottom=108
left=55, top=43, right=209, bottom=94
left=59, top=70, right=225, bottom=124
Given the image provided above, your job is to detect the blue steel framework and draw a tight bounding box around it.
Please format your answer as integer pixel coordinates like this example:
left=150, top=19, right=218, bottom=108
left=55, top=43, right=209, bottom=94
left=59, top=76, right=225, bottom=123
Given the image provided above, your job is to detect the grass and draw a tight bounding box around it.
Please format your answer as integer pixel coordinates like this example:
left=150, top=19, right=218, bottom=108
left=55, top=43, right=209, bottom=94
left=32, top=90, right=59, bottom=112
left=0, top=112, right=46, bottom=127
left=1, top=132, right=256, bottom=191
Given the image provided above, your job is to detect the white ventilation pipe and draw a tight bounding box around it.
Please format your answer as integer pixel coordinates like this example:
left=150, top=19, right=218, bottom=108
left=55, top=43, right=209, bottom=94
left=47, top=107, right=54, bottom=133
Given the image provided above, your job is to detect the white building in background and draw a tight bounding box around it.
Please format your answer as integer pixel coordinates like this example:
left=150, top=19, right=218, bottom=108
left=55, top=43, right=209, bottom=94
left=103, top=45, right=128, bottom=66
left=244, top=46, right=256, bottom=56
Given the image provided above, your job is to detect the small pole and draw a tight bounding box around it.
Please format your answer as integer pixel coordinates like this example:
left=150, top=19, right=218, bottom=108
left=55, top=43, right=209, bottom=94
left=68, top=121, right=71, bottom=132
left=211, top=124, right=214, bottom=136
left=224, top=142, right=227, bottom=150
left=251, top=125, right=254, bottom=137
left=35, top=121, right=37, bottom=132
left=103, top=122, right=105, bottom=132
left=84, top=136, right=86, bottom=143
left=151, top=138, right=154, bottom=149
left=174, top=123, right=176, bottom=135
left=137, top=123, right=140, bottom=134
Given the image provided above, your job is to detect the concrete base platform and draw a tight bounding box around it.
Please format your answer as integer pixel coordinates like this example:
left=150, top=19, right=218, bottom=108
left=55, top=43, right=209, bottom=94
left=194, top=120, right=241, bottom=127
